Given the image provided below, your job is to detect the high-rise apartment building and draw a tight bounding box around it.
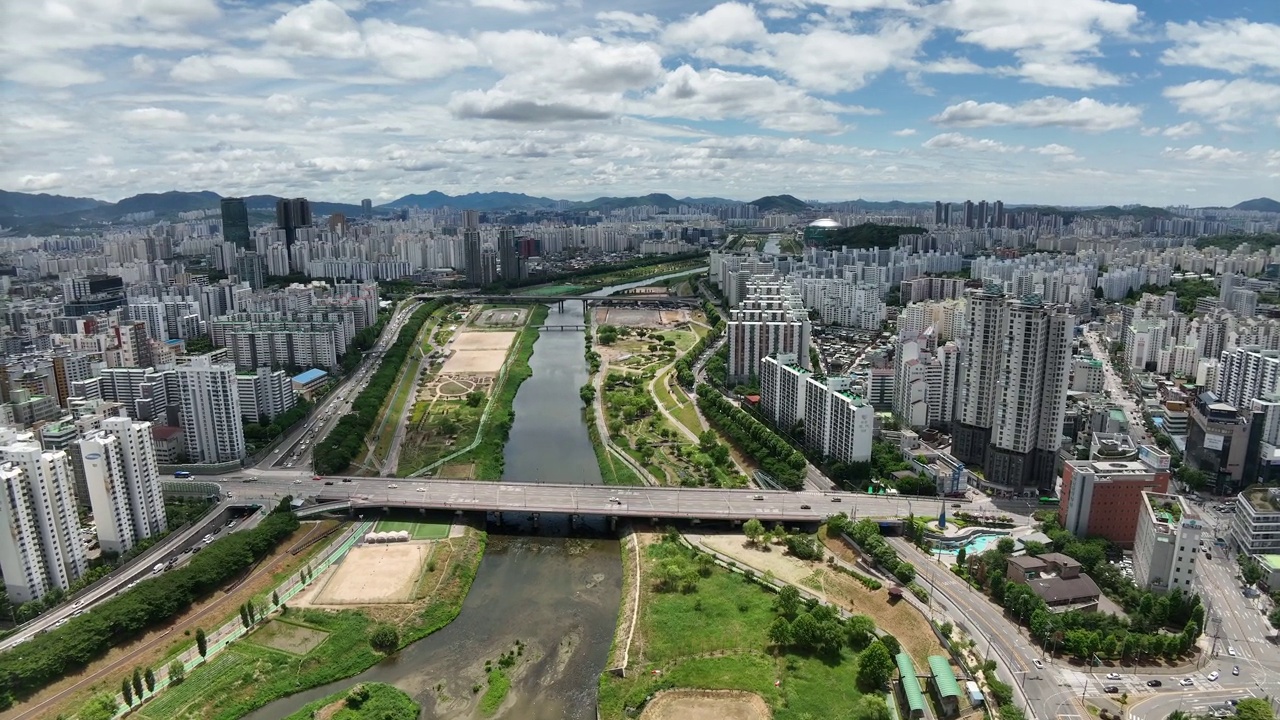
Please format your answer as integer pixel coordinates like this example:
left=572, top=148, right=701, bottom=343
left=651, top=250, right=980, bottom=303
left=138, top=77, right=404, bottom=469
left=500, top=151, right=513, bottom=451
left=236, top=368, right=297, bottom=424
left=1133, top=492, right=1203, bottom=593
left=727, top=280, right=810, bottom=382
left=361, top=198, right=373, bottom=218
left=893, top=333, right=960, bottom=430
left=962, top=200, right=975, bottom=229
left=220, top=197, right=251, bottom=250
left=498, top=226, right=525, bottom=281
left=462, top=210, right=485, bottom=286
left=236, top=252, right=267, bottom=290
left=177, top=357, right=245, bottom=463
left=0, top=428, right=88, bottom=602
left=760, top=354, right=874, bottom=464
left=275, top=197, right=311, bottom=251
left=953, top=285, right=1075, bottom=495
left=78, top=417, right=167, bottom=555
left=1215, top=346, right=1280, bottom=410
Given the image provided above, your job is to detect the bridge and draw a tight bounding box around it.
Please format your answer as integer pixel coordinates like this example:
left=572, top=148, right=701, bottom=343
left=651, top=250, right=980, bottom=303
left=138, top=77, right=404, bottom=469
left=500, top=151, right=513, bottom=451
left=540, top=324, right=586, bottom=331
left=300, top=477, right=952, bottom=523
left=419, top=293, right=701, bottom=308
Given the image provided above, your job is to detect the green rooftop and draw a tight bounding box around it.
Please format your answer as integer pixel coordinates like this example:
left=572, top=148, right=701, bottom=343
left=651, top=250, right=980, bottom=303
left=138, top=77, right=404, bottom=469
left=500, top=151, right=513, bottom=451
left=1261, top=555, right=1280, bottom=571
left=896, top=653, right=925, bottom=714
left=927, top=655, right=961, bottom=699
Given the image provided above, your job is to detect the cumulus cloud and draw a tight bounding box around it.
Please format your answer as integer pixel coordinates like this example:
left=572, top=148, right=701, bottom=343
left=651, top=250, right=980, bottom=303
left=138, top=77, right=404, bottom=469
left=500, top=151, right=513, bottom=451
left=931, top=96, right=1142, bottom=131
left=362, top=19, right=482, bottom=79
left=664, top=3, right=768, bottom=48
left=1163, top=20, right=1280, bottom=74
left=171, top=55, right=296, bottom=82
left=269, top=0, right=366, bottom=58
left=121, top=107, right=189, bottom=128
left=922, top=132, right=1023, bottom=152
left=1163, top=79, right=1280, bottom=124
left=641, top=65, right=851, bottom=133
left=448, top=91, right=614, bottom=123
left=892, top=128, right=917, bottom=136
left=1162, top=145, right=1248, bottom=163
left=19, top=173, right=64, bottom=191
left=1161, top=122, right=1201, bottom=139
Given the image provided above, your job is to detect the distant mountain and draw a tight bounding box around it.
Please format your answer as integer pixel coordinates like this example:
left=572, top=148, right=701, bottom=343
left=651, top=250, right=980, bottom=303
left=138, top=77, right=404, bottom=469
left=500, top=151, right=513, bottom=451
left=750, top=194, right=809, bottom=212
left=242, top=194, right=365, bottom=217
left=572, top=193, right=682, bottom=212
left=112, top=190, right=221, bottom=216
left=830, top=199, right=932, bottom=211
left=0, top=190, right=105, bottom=219
left=1233, top=197, right=1280, bottom=213
left=1007, top=204, right=1173, bottom=221
left=382, top=191, right=556, bottom=211
left=679, top=196, right=740, bottom=205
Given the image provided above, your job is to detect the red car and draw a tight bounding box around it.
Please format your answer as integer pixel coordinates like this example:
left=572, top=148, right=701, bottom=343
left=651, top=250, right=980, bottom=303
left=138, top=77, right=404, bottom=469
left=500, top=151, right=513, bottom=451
left=313, top=475, right=323, bottom=481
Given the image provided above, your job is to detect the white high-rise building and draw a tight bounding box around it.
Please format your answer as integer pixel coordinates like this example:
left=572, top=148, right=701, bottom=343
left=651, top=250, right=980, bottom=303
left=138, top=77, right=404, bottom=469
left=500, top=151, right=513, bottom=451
left=177, top=356, right=245, bottom=463
left=0, top=429, right=88, bottom=602
left=78, top=417, right=167, bottom=555
left=759, top=356, right=874, bottom=464
left=1133, top=492, right=1204, bottom=594
left=236, top=368, right=298, bottom=424
left=953, top=285, right=1075, bottom=495
left=726, top=279, right=811, bottom=382
left=1215, top=346, right=1280, bottom=410
left=893, top=331, right=961, bottom=430
left=760, top=354, right=809, bottom=433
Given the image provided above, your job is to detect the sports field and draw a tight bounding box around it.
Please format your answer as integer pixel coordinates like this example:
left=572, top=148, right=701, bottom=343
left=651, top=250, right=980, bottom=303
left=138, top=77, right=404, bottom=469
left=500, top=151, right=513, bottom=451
left=374, top=518, right=450, bottom=540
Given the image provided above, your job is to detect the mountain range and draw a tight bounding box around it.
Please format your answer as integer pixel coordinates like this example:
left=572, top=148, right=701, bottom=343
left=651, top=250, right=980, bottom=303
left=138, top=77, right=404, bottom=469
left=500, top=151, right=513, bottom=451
left=1, top=188, right=1274, bottom=233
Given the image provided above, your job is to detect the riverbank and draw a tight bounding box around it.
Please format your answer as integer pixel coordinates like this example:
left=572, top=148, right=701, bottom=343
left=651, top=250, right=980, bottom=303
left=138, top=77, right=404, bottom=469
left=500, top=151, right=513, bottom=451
left=85, top=526, right=486, bottom=720
left=597, top=531, right=876, bottom=720
left=514, top=256, right=708, bottom=297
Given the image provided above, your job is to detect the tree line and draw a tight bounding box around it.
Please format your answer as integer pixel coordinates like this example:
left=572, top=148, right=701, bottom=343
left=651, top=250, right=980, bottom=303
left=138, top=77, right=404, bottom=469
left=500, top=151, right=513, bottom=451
left=313, top=300, right=444, bottom=474
left=478, top=251, right=707, bottom=293
left=0, top=500, right=301, bottom=708
left=695, top=383, right=806, bottom=488
left=673, top=300, right=723, bottom=388
left=830, top=515, right=919, bottom=586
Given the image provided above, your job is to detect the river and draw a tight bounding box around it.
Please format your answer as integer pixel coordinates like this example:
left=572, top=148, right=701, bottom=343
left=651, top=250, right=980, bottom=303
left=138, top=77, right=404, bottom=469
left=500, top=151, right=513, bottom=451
left=243, top=268, right=704, bottom=719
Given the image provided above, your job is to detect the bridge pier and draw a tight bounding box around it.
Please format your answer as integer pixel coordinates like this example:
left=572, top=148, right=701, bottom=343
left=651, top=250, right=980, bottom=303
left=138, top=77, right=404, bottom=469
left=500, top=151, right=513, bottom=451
left=531, top=513, right=540, bottom=530
left=609, top=516, right=617, bottom=532
left=556, top=300, right=564, bottom=313
left=570, top=514, right=579, bottom=530
left=494, top=511, right=503, bottom=526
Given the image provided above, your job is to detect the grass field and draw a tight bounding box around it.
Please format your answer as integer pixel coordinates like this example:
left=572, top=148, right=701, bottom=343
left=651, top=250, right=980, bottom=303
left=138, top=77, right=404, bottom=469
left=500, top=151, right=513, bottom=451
left=374, top=517, right=451, bottom=540
left=283, top=682, right=419, bottom=720
left=597, top=537, right=868, bottom=720
left=653, top=369, right=703, bottom=437
left=587, top=418, right=644, bottom=486
left=518, top=284, right=587, bottom=296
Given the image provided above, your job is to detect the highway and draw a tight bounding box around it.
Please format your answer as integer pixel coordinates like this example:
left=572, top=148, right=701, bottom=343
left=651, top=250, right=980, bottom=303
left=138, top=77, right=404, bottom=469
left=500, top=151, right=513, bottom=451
left=1085, top=330, right=1154, bottom=445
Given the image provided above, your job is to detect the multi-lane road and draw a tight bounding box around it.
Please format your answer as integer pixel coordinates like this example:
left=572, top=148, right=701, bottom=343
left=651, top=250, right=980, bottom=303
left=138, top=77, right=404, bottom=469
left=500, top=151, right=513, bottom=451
left=1086, top=330, right=1154, bottom=445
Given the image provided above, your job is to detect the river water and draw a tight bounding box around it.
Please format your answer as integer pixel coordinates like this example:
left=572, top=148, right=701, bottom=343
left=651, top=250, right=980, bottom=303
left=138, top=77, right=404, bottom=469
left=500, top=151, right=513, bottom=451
left=244, top=269, right=703, bottom=720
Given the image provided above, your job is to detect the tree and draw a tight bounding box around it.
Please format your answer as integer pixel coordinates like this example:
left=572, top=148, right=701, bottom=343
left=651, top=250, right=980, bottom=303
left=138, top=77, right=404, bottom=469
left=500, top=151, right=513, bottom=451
left=879, top=633, right=901, bottom=658
left=857, top=640, right=895, bottom=690
left=144, top=667, right=155, bottom=692
left=272, top=590, right=279, bottom=607
left=846, top=615, right=876, bottom=649
left=997, top=537, right=1016, bottom=554
left=852, top=695, right=892, bottom=720
left=773, top=584, right=801, bottom=619
left=132, top=668, right=144, bottom=698
left=743, top=518, right=765, bottom=546
left=168, top=660, right=185, bottom=685
left=369, top=623, right=399, bottom=653
left=1236, top=699, right=1276, bottom=720
left=121, top=679, right=134, bottom=706
left=999, top=707, right=1028, bottom=720
left=465, top=391, right=485, bottom=407
left=80, top=693, right=119, bottom=720
left=790, top=612, right=822, bottom=651
left=1269, top=607, right=1280, bottom=630
left=196, top=628, right=207, bottom=657
left=768, top=616, right=793, bottom=649
left=955, top=547, right=967, bottom=566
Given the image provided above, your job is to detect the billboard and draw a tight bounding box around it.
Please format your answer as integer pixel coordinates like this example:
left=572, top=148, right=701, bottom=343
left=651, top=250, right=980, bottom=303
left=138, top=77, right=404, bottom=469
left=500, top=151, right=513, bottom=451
left=1203, top=433, right=1225, bottom=451
left=1138, top=445, right=1170, bottom=470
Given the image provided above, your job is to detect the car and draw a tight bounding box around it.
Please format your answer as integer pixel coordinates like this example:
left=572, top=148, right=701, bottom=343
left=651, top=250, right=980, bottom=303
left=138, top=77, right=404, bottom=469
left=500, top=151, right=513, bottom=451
left=1233, top=666, right=1240, bottom=676
left=73, top=600, right=84, bottom=608
left=607, top=497, right=621, bottom=504
left=324, top=481, right=334, bottom=485
left=293, top=479, right=303, bottom=484
left=800, top=504, right=811, bottom=509
left=1033, top=659, right=1044, bottom=670
left=126, top=580, right=138, bottom=589
left=1208, top=671, right=1220, bottom=681
left=1105, top=672, right=1121, bottom=680
left=228, top=521, right=236, bottom=529
left=752, top=495, right=764, bottom=500
left=387, top=483, right=399, bottom=489
left=1103, top=686, right=1119, bottom=694
left=830, top=497, right=842, bottom=502
left=1180, top=678, right=1194, bottom=687
left=1228, top=647, right=1237, bottom=656
left=342, top=478, right=352, bottom=482
left=416, top=486, right=426, bottom=492
left=1147, top=679, right=1162, bottom=687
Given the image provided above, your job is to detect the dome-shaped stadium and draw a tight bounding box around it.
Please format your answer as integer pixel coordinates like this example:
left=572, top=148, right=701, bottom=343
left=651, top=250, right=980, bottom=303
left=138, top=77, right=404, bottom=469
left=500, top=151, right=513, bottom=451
left=804, top=217, right=842, bottom=245
left=808, top=218, right=841, bottom=228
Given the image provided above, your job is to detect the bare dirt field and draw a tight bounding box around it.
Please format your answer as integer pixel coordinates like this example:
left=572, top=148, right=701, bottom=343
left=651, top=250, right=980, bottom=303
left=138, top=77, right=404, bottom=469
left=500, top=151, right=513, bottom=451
left=246, top=619, right=329, bottom=655
left=310, top=543, right=430, bottom=605
left=441, top=331, right=516, bottom=374
left=596, top=308, right=689, bottom=327
left=438, top=463, right=476, bottom=479
left=639, top=690, right=770, bottom=720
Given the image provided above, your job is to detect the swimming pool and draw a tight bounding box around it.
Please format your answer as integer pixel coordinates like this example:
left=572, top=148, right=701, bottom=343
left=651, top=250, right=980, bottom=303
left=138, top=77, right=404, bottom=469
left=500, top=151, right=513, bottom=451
left=934, top=532, right=1005, bottom=556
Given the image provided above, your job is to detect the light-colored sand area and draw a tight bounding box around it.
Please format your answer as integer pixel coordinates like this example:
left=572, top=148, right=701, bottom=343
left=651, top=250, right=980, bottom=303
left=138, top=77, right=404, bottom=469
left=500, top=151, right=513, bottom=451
left=441, top=330, right=516, bottom=374
left=640, top=690, right=770, bottom=720
left=310, top=543, right=430, bottom=605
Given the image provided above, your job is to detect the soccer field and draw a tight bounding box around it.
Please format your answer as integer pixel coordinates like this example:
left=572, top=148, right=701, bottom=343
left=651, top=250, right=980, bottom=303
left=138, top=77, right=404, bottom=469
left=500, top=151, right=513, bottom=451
left=374, top=518, right=450, bottom=540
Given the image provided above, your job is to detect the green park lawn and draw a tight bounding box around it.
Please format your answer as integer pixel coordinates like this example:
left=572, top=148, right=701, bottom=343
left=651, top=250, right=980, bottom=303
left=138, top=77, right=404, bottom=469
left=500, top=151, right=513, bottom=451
left=374, top=516, right=451, bottom=540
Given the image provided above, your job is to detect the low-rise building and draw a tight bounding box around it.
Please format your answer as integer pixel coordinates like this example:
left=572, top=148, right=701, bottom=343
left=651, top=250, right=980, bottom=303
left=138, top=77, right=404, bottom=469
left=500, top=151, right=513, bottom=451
left=292, top=368, right=329, bottom=400
left=1133, top=492, right=1204, bottom=593
left=1058, top=446, right=1172, bottom=548
left=1230, top=485, right=1280, bottom=556
left=1006, top=552, right=1101, bottom=612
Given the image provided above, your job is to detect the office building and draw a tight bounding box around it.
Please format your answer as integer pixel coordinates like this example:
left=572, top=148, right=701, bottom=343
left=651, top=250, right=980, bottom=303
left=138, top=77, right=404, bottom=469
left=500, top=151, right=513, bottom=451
left=1071, top=357, right=1105, bottom=394
left=275, top=197, right=311, bottom=250
left=953, top=286, right=1074, bottom=495
left=1230, top=486, right=1280, bottom=555
left=361, top=198, right=373, bottom=218
left=78, top=417, right=167, bottom=555
left=177, top=356, right=245, bottom=463
left=1133, top=492, right=1203, bottom=593
left=0, top=428, right=88, bottom=602
left=1058, top=446, right=1171, bottom=548
left=462, top=211, right=484, bottom=286
left=220, top=197, right=251, bottom=250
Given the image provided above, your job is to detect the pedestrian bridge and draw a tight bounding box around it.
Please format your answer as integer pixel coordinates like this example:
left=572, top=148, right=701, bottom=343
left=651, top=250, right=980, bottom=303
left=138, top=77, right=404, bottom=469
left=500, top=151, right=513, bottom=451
left=310, top=477, right=954, bottom=522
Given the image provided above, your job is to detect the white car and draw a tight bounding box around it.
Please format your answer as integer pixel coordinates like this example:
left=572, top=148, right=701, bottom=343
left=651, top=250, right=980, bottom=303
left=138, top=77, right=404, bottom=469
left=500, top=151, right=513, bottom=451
left=1180, top=678, right=1194, bottom=687
left=1105, top=672, right=1121, bottom=680
left=1228, top=647, right=1237, bottom=657
left=293, top=479, right=303, bottom=484
left=387, top=483, right=399, bottom=489
left=416, top=486, right=426, bottom=492
left=1033, top=659, right=1044, bottom=670
left=1208, top=671, right=1220, bottom=681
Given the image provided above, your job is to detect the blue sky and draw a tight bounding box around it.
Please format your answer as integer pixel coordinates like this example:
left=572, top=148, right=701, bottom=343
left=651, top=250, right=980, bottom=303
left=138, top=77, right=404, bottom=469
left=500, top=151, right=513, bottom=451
left=1, top=0, right=1277, bottom=206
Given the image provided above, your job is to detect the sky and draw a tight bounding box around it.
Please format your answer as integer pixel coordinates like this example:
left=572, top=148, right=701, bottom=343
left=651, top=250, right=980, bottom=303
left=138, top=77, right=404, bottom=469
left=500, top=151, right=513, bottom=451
left=1, top=0, right=1278, bottom=207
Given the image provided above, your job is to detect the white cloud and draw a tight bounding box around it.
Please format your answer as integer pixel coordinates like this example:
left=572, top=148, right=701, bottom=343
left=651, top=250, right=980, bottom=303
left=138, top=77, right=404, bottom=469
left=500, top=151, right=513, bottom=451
left=132, top=55, right=159, bottom=77
left=1033, top=143, right=1082, bottom=162
left=121, top=107, right=189, bottom=128
left=1162, top=145, right=1247, bottom=163
left=595, top=11, right=661, bottom=34
left=641, top=65, right=848, bottom=133
left=19, top=173, right=64, bottom=191
left=767, top=23, right=931, bottom=92
left=170, top=55, right=297, bottom=82
left=892, top=128, right=917, bottom=136
left=264, top=94, right=310, bottom=116
left=1015, top=59, right=1121, bottom=89
left=471, top=0, right=555, bottom=13
left=269, top=0, right=366, bottom=58
left=1163, top=79, right=1280, bottom=124
left=5, top=61, right=103, bottom=87
left=922, top=132, right=1023, bottom=152
left=1161, top=122, right=1201, bottom=139
left=477, top=32, right=664, bottom=93
left=931, top=96, right=1141, bottom=131
left=664, top=3, right=768, bottom=48
left=1163, top=20, right=1280, bottom=74
left=362, top=19, right=481, bottom=79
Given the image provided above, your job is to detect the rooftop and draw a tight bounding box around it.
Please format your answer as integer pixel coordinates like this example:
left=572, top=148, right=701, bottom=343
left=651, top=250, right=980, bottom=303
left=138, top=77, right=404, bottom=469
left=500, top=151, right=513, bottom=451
left=1260, top=555, right=1280, bottom=571
left=1028, top=574, right=1101, bottom=605
left=293, top=368, right=328, bottom=384
left=1243, top=486, right=1280, bottom=513
left=808, top=218, right=841, bottom=228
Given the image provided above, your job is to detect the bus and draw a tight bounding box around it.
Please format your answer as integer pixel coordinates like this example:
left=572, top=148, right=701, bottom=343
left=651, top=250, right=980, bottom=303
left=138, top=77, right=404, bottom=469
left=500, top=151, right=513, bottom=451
left=173, top=470, right=192, bottom=478
left=1038, top=496, right=1060, bottom=506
